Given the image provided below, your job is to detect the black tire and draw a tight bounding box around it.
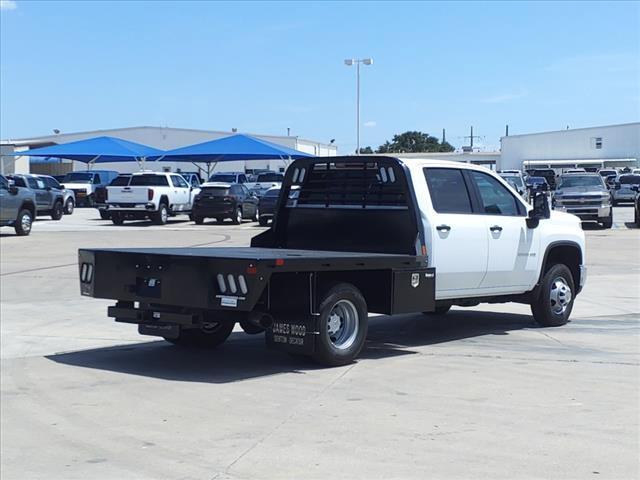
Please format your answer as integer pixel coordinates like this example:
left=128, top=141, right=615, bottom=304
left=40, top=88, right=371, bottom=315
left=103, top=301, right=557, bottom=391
left=64, top=198, right=75, bottom=215
left=99, top=209, right=110, bottom=220
left=259, top=217, right=269, bottom=227
left=601, top=212, right=613, bottom=229
left=165, top=321, right=235, bottom=348
left=216, top=217, right=225, bottom=223
left=86, top=194, right=95, bottom=208
left=239, top=319, right=265, bottom=335
left=111, top=213, right=124, bottom=225
left=232, top=207, right=242, bottom=225
left=194, top=215, right=204, bottom=225
left=531, top=263, right=575, bottom=327
left=424, top=304, right=451, bottom=315
left=153, top=203, right=168, bottom=225
left=14, top=209, right=33, bottom=236
left=51, top=200, right=64, bottom=220
left=312, top=283, right=368, bottom=367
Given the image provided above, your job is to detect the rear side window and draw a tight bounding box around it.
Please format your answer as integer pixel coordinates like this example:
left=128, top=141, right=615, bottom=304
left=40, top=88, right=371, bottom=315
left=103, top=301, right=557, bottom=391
left=470, top=171, right=520, bottom=216
left=42, top=176, right=61, bottom=189
left=26, top=177, right=41, bottom=189
left=424, top=168, right=472, bottom=214
left=171, top=175, right=189, bottom=188
left=130, top=175, right=169, bottom=187
left=620, top=175, right=640, bottom=185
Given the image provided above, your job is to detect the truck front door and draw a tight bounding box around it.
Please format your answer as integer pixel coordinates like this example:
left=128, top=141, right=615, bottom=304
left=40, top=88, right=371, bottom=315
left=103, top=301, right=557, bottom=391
left=423, top=168, right=488, bottom=296
left=468, top=171, right=540, bottom=290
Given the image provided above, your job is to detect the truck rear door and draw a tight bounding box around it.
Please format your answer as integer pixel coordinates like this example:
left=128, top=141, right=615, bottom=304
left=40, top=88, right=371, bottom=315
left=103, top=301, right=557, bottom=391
left=108, top=175, right=168, bottom=204
left=423, top=168, right=488, bottom=295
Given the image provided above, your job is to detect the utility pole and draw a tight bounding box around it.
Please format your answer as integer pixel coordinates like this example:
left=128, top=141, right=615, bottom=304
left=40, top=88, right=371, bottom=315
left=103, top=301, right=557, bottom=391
left=463, top=126, right=482, bottom=150
left=442, top=128, right=446, bottom=144
left=344, top=58, right=373, bottom=154
left=505, top=124, right=509, bottom=137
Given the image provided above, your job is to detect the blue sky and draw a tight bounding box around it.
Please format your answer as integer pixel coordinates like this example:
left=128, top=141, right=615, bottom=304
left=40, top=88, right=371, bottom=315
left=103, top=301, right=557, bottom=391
left=1, top=1, right=638, bottom=152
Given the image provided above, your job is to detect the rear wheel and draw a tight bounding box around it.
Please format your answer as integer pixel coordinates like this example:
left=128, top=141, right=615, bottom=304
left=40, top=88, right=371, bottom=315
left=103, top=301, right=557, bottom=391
left=312, top=283, right=368, bottom=367
left=111, top=213, right=124, bottom=225
left=232, top=207, right=242, bottom=225
left=239, top=319, right=264, bottom=335
left=153, top=203, right=168, bottom=225
left=14, top=209, right=33, bottom=236
left=424, top=304, right=451, bottom=315
left=194, top=215, right=204, bottom=225
left=259, top=217, right=269, bottom=227
left=253, top=207, right=259, bottom=222
left=99, top=209, right=110, bottom=220
left=531, top=263, right=575, bottom=327
left=64, top=198, right=75, bottom=215
left=216, top=217, right=225, bottom=223
left=165, top=321, right=234, bottom=348
left=51, top=200, right=64, bottom=220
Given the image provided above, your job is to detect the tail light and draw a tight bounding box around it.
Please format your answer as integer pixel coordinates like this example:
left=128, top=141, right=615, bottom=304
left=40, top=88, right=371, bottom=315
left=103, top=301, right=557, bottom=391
left=148, top=188, right=154, bottom=201
left=105, top=189, right=108, bottom=201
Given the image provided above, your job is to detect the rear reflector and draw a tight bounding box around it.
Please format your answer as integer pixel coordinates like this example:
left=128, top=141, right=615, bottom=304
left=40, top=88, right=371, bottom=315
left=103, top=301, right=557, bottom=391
left=275, top=259, right=285, bottom=266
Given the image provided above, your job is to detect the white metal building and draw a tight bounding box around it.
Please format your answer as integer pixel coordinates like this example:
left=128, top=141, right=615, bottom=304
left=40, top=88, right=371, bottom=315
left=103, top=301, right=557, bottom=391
left=500, top=122, right=640, bottom=172
left=0, top=126, right=337, bottom=176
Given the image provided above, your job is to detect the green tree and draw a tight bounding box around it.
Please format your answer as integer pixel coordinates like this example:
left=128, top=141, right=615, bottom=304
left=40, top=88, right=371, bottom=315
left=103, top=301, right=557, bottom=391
left=358, top=146, right=374, bottom=154
left=375, top=131, right=454, bottom=153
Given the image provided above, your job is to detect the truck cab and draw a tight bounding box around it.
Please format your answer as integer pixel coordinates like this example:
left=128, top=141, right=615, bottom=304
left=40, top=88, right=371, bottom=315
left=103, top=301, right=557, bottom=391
left=61, top=170, right=119, bottom=207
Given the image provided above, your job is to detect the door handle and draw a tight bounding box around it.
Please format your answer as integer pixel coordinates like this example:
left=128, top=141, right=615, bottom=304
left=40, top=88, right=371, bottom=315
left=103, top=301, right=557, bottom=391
left=490, top=225, right=503, bottom=232
left=436, top=224, right=451, bottom=232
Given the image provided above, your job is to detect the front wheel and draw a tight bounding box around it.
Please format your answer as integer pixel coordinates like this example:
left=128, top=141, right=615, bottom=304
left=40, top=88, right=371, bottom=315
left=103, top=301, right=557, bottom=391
left=424, top=304, right=451, bottom=315
left=64, top=198, right=75, bottom=215
left=165, top=321, right=235, bottom=348
left=14, top=209, right=33, bottom=236
left=259, top=216, right=269, bottom=227
left=601, top=212, right=613, bottom=229
left=99, top=209, right=110, bottom=220
left=312, top=283, right=368, bottom=367
left=253, top=207, right=259, bottom=222
left=111, top=213, right=124, bottom=225
left=194, top=215, right=204, bottom=225
left=51, top=200, right=64, bottom=220
left=531, top=264, right=575, bottom=327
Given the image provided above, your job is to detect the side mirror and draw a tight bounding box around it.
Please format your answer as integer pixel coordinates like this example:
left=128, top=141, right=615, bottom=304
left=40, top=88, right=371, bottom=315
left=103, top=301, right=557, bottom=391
left=526, top=190, right=550, bottom=229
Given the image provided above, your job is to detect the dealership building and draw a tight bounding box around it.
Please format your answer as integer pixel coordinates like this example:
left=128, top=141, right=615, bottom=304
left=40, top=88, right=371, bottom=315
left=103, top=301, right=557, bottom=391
left=0, top=126, right=337, bottom=176
left=499, top=122, right=640, bottom=172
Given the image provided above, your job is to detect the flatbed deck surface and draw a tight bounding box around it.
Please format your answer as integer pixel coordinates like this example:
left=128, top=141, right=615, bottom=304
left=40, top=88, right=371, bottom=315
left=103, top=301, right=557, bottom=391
left=83, top=247, right=419, bottom=264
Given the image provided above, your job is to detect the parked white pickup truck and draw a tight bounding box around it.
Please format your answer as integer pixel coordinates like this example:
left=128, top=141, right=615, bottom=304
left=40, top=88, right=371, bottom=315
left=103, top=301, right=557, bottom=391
left=81, top=156, right=586, bottom=366
left=106, top=172, right=200, bottom=225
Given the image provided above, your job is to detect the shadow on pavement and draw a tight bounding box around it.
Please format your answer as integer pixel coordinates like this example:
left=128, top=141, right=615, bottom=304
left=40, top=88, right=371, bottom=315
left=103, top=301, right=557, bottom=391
left=46, top=310, right=534, bottom=384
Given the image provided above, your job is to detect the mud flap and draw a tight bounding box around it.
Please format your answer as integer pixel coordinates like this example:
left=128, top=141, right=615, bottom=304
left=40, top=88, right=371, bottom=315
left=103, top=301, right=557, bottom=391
left=265, top=315, right=318, bottom=355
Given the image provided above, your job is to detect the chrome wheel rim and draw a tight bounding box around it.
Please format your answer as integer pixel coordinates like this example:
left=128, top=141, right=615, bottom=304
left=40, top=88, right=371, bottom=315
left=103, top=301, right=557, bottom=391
left=327, top=299, right=359, bottom=350
left=161, top=207, right=168, bottom=223
left=254, top=208, right=259, bottom=220
left=66, top=200, right=74, bottom=214
left=237, top=209, right=242, bottom=223
left=550, top=276, right=572, bottom=315
left=21, top=213, right=32, bottom=233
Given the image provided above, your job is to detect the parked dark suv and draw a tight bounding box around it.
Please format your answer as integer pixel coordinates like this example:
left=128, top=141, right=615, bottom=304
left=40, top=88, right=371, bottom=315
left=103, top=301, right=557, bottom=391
left=192, top=183, right=259, bottom=224
left=7, top=174, right=65, bottom=220
left=0, top=175, right=37, bottom=235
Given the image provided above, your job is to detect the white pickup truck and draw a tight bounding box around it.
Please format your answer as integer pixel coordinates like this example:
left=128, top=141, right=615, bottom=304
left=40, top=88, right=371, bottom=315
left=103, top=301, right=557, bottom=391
left=80, top=156, right=586, bottom=366
left=105, top=172, right=199, bottom=225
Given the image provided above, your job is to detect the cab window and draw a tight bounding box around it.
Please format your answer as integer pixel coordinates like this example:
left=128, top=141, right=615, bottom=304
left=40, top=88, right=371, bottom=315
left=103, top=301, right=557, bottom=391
left=470, top=171, right=522, bottom=216
left=26, top=177, right=40, bottom=189
left=171, top=175, right=189, bottom=188
left=93, top=174, right=102, bottom=184
left=424, top=168, right=473, bottom=214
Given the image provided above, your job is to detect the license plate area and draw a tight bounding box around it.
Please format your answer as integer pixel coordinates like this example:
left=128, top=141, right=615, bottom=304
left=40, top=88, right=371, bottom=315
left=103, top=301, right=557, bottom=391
left=139, top=323, right=179, bottom=339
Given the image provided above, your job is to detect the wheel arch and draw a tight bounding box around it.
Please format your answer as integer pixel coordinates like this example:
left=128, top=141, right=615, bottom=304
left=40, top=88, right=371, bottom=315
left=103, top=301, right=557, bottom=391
left=538, top=241, right=583, bottom=294
left=20, top=200, right=36, bottom=217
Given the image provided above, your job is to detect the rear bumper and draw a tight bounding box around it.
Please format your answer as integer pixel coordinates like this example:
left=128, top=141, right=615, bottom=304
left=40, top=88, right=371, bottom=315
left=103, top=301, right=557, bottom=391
left=106, top=203, right=156, bottom=212
left=612, top=192, right=636, bottom=201
left=193, top=204, right=236, bottom=217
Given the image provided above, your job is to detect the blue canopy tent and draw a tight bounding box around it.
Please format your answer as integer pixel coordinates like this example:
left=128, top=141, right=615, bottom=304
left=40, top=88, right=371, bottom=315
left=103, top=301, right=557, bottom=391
left=8, top=136, right=164, bottom=169
left=150, top=134, right=313, bottom=177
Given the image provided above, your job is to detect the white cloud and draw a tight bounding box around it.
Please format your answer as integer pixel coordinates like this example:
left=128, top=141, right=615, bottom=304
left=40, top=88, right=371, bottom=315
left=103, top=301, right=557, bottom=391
left=363, top=121, right=377, bottom=128
left=0, top=0, right=17, bottom=10
left=480, top=89, right=528, bottom=104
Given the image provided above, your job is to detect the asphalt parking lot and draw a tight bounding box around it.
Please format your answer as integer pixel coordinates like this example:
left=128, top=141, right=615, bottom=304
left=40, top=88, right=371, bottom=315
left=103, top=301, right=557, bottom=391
left=1, top=207, right=639, bottom=480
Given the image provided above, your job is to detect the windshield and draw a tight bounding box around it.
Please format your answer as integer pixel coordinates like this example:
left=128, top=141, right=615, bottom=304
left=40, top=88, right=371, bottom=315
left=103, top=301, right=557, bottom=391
left=110, top=175, right=131, bottom=186
left=209, top=174, right=237, bottom=183
left=201, top=187, right=229, bottom=196
left=63, top=172, right=94, bottom=182
left=619, top=175, right=640, bottom=185
left=599, top=170, right=617, bottom=177
left=130, top=175, right=169, bottom=187
left=558, top=175, right=604, bottom=188
left=500, top=175, right=524, bottom=188
left=257, top=173, right=283, bottom=182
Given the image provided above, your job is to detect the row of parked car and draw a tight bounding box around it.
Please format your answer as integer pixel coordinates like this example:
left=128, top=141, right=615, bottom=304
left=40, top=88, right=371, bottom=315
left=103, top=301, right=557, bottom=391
left=497, top=168, right=640, bottom=229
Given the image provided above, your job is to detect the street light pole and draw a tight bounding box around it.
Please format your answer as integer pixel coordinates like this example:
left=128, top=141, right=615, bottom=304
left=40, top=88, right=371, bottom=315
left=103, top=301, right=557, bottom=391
left=344, top=58, right=373, bottom=155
